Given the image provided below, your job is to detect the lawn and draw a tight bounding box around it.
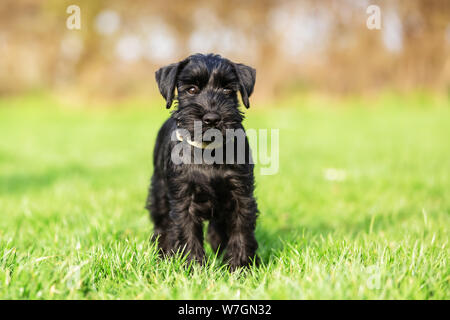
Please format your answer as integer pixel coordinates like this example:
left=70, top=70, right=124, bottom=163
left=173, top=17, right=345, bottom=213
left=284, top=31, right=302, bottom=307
left=0, top=93, right=449, bottom=299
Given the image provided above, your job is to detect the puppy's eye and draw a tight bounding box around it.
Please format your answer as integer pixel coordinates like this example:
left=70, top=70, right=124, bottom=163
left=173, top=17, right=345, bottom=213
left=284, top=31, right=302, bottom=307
left=186, top=86, right=199, bottom=95
left=222, top=88, right=233, bottom=94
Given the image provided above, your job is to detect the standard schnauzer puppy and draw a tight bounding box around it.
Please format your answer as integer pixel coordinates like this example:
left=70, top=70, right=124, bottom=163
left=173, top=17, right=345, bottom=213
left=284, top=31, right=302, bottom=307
left=146, top=53, right=258, bottom=270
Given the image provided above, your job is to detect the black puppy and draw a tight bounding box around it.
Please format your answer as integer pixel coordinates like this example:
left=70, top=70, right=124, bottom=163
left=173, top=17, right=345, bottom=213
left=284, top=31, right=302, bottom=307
left=146, top=53, right=258, bottom=270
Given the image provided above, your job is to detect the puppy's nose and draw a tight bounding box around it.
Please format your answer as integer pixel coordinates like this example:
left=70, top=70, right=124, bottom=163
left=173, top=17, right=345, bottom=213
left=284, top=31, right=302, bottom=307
left=202, top=113, right=221, bottom=126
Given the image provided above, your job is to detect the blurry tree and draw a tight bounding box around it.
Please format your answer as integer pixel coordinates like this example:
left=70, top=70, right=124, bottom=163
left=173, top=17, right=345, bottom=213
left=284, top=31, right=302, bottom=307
left=0, top=0, right=448, bottom=101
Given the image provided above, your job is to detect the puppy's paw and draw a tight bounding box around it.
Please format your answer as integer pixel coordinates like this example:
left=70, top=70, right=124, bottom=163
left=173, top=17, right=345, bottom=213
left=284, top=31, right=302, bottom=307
left=225, top=254, right=259, bottom=272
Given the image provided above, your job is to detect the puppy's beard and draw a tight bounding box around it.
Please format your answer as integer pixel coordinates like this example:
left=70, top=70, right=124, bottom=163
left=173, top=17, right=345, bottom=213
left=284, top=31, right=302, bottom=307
left=175, top=122, right=235, bottom=150
left=175, top=129, right=228, bottom=149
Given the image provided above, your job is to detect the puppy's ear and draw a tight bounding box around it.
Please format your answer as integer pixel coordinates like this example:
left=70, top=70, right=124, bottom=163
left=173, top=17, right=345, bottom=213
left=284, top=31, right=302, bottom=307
left=234, top=63, right=256, bottom=109
left=155, top=59, right=188, bottom=109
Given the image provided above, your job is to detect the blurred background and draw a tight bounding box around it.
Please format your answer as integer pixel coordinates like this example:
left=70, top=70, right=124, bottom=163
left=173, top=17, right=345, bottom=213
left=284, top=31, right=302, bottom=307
left=1, top=0, right=449, bottom=102
left=1, top=1, right=450, bottom=300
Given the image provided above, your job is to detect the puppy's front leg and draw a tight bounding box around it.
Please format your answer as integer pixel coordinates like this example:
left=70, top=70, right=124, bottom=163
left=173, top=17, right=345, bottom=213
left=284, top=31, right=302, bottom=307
left=224, top=193, right=258, bottom=270
left=170, top=198, right=205, bottom=265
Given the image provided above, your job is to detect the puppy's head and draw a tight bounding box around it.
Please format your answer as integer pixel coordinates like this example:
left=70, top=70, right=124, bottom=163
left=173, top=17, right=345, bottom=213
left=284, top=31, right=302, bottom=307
left=155, top=53, right=256, bottom=136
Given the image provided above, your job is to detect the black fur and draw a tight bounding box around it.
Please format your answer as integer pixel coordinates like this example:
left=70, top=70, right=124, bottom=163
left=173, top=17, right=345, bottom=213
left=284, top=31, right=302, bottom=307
left=146, top=53, right=258, bottom=270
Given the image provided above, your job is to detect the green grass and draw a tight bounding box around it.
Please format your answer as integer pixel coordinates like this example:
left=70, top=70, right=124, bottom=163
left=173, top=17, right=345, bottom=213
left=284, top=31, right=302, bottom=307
left=0, top=93, right=449, bottom=299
